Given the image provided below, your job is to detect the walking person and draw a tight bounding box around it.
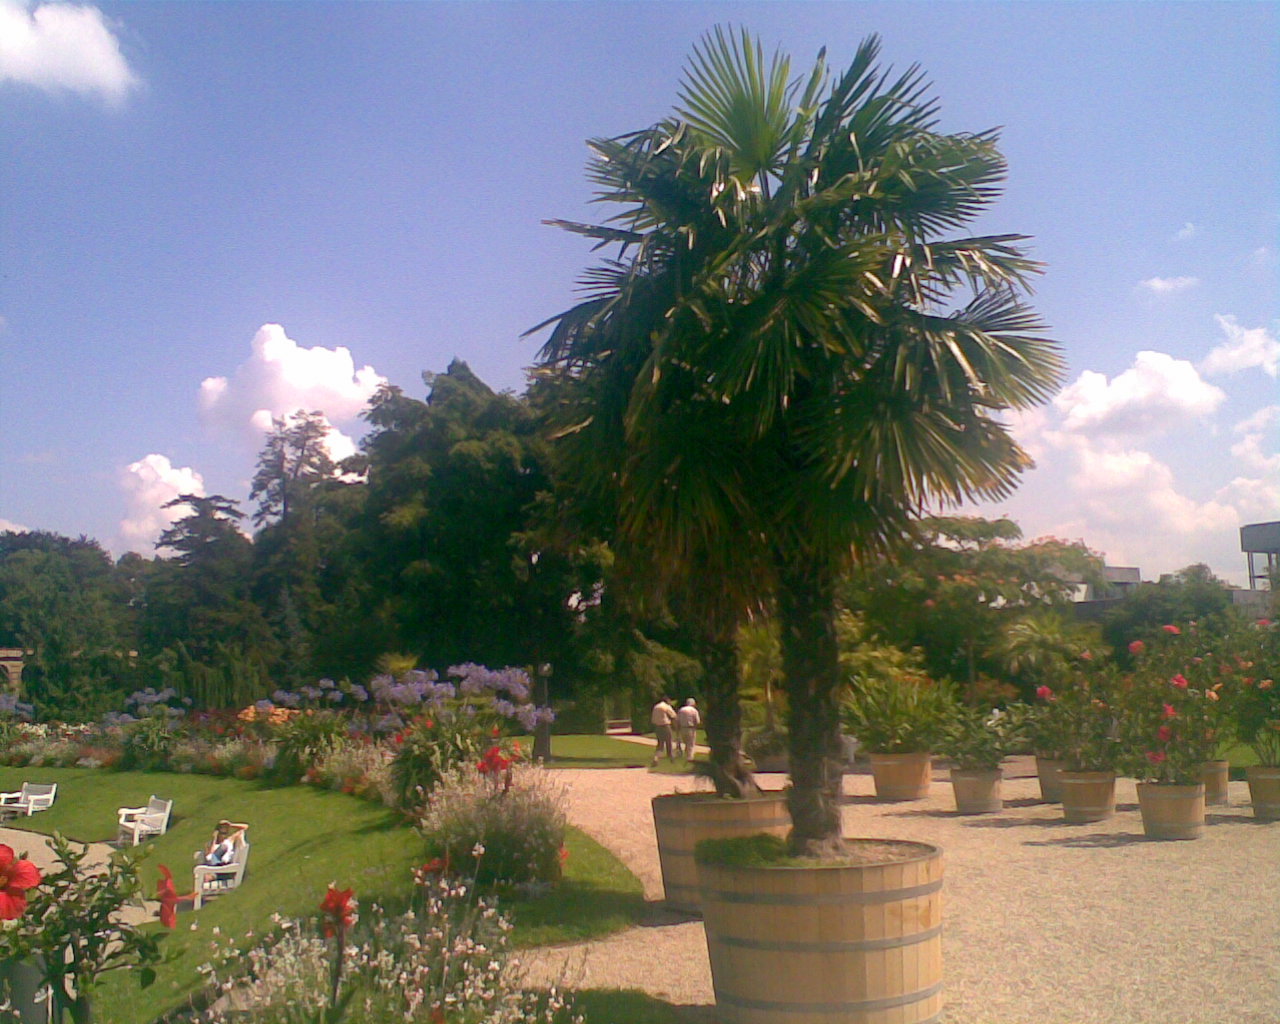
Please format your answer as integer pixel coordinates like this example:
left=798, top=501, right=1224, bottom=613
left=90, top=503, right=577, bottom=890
left=676, top=698, right=701, bottom=760
left=650, top=696, right=677, bottom=765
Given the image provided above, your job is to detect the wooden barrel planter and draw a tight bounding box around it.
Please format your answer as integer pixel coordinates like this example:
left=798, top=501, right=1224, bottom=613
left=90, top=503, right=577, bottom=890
left=1058, top=770, right=1116, bottom=823
left=868, top=752, right=932, bottom=801
left=697, top=838, right=944, bottom=1024
left=950, top=768, right=1002, bottom=814
left=1136, top=782, right=1205, bottom=840
left=1034, top=756, right=1065, bottom=802
left=1245, top=766, right=1280, bottom=821
left=651, top=792, right=790, bottom=914
left=1199, top=760, right=1230, bottom=806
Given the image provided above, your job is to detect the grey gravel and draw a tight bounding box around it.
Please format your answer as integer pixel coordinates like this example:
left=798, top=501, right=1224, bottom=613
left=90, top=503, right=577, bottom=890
left=521, top=758, right=1280, bottom=1023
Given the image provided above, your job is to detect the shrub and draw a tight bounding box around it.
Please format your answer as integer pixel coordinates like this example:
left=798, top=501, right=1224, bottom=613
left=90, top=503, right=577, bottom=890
left=189, top=876, right=581, bottom=1024
left=307, top=738, right=395, bottom=805
left=390, top=713, right=491, bottom=810
left=937, top=705, right=1017, bottom=771
left=418, top=763, right=568, bottom=889
left=840, top=674, right=957, bottom=754
left=272, top=711, right=349, bottom=784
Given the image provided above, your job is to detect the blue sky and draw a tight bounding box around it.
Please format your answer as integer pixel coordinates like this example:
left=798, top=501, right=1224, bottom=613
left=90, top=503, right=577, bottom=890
left=1, top=1, right=1276, bottom=584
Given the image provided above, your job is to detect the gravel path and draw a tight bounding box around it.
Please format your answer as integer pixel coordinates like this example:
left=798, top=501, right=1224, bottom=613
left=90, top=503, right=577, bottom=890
left=0, top=826, right=157, bottom=926
left=522, top=759, right=1280, bottom=1023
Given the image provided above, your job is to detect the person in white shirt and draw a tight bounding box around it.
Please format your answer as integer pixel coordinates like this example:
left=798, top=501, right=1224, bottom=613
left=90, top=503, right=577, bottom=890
left=650, top=697, right=677, bottom=765
left=676, top=698, right=701, bottom=760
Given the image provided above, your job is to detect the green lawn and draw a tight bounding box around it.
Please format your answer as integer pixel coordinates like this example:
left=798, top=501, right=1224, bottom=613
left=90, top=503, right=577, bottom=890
left=0, top=767, right=648, bottom=1023
left=518, top=734, right=710, bottom=776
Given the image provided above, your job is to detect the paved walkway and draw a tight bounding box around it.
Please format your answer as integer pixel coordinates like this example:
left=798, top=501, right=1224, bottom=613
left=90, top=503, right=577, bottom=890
left=1, top=826, right=159, bottom=927
left=523, top=759, right=1280, bottom=1024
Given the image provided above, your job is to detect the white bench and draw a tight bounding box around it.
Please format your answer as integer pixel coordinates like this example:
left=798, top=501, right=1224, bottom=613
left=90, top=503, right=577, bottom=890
left=117, top=795, right=173, bottom=846
left=0, top=782, right=57, bottom=819
left=193, top=838, right=250, bottom=909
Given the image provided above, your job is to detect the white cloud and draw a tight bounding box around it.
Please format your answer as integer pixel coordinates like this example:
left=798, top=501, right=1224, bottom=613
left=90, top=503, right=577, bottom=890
left=199, top=323, right=386, bottom=460
left=1174, top=223, right=1197, bottom=241
left=1229, top=405, right=1280, bottom=475
left=1138, top=276, right=1198, bottom=294
left=0, top=0, right=139, bottom=103
left=1200, top=315, right=1279, bottom=378
left=1053, top=350, right=1225, bottom=437
left=118, top=453, right=204, bottom=552
left=0, top=517, right=30, bottom=533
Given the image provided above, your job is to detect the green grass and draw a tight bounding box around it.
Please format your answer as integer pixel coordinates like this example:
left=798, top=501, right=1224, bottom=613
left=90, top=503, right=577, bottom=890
left=573, top=989, right=689, bottom=1024
left=0, top=767, right=648, bottom=1023
left=1220, top=742, right=1261, bottom=779
left=516, top=734, right=709, bottom=777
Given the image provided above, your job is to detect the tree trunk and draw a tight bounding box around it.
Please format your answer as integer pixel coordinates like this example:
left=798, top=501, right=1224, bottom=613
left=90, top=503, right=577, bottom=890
left=777, top=557, right=845, bottom=857
left=699, top=633, right=759, bottom=799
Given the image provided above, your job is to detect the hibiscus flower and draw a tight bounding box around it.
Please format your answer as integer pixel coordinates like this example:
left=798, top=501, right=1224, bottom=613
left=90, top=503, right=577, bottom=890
left=0, top=843, right=41, bottom=920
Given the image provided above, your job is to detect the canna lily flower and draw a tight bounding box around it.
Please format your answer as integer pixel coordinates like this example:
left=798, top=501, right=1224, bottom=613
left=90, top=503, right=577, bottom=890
left=0, top=844, right=41, bottom=920
left=156, top=864, right=194, bottom=928
left=320, top=885, right=356, bottom=937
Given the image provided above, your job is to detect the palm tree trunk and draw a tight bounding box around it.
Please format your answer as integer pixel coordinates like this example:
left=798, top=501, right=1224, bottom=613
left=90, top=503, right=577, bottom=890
left=699, top=632, right=758, bottom=799
left=777, top=557, right=845, bottom=857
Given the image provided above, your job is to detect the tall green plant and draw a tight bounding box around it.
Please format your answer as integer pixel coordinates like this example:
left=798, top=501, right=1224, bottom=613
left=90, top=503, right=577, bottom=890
left=534, top=27, right=1061, bottom=853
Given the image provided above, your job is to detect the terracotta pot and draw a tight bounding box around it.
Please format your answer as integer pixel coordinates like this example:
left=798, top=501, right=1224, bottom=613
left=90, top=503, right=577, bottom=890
left=1199, top=760, right=1230, bottom=806
left=1058, top=770, right=1116, bottom=823
left=697, top=838, right=943, bottom=1024
left=1245, top=765, right=1280, bottom=821
left=868, top=751, right=932, bottom=801
left=1035, top=756, right=1065, bottom=803
left=950, top=767, right=1002, bottom=814
left=1136, top=782, right=1205, bottom=840
left=651, top=792, right=790, bottom=914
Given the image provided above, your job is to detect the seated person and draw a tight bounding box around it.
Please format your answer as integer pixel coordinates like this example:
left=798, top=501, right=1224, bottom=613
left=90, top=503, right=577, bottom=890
left=202, top=820, right=248, bottom=866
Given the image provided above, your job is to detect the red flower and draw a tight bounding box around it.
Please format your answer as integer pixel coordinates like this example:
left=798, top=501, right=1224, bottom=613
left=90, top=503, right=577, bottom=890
left=1035, top=685, right=1055, bottom=702
left=1079, top=650, right=1093, bottom=661
left=320, top=885, right=356, bottom=938
left=431, top=1007, right=446, bottom=1024
left=1162, top=624, right=1182, bottom=635
left=1128, top=640, right=1146, bottom=656
left=478, top=745, right=511, bottom=775
left=1146, top=750, right=1166, bottom=765
left=1162, top=703, right=1177, bottom=720
left=491, top=725, right=501, bottom=738
left=559, top=846, right=569, bottom=863
left=0, top=844, right=41, bottom=920
left=1169, top=674, right=1189, bottom=690
left=155, top=864, right=193, bottom=929
left=1156, top=725, right=1173, bottom=743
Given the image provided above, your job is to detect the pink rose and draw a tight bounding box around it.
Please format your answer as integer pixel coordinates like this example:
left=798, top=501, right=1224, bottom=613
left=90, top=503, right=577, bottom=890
left=1035, top=685, right=1054, bottom=702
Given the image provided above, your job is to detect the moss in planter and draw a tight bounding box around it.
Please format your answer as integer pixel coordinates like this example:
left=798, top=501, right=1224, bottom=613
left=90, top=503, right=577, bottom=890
left=696, top=833, right=934, bottom=869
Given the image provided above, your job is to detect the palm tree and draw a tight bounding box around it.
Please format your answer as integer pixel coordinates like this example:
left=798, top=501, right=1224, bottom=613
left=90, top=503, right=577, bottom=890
left=533, top=27, right=1063, bottom=854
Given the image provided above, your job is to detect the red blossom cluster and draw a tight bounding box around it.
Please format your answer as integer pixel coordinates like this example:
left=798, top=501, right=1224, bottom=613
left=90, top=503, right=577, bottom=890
left=320, top=885, right=356, bottom=938
left=477, top=745, right=513, bottom=775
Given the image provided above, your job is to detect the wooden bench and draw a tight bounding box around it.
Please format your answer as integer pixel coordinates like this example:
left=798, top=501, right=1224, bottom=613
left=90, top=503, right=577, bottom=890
left=117, top=795, right=173, bottom=846
left=0, top=782, right=57, bottom=819
left=193, top=838, right=250, bottom=909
